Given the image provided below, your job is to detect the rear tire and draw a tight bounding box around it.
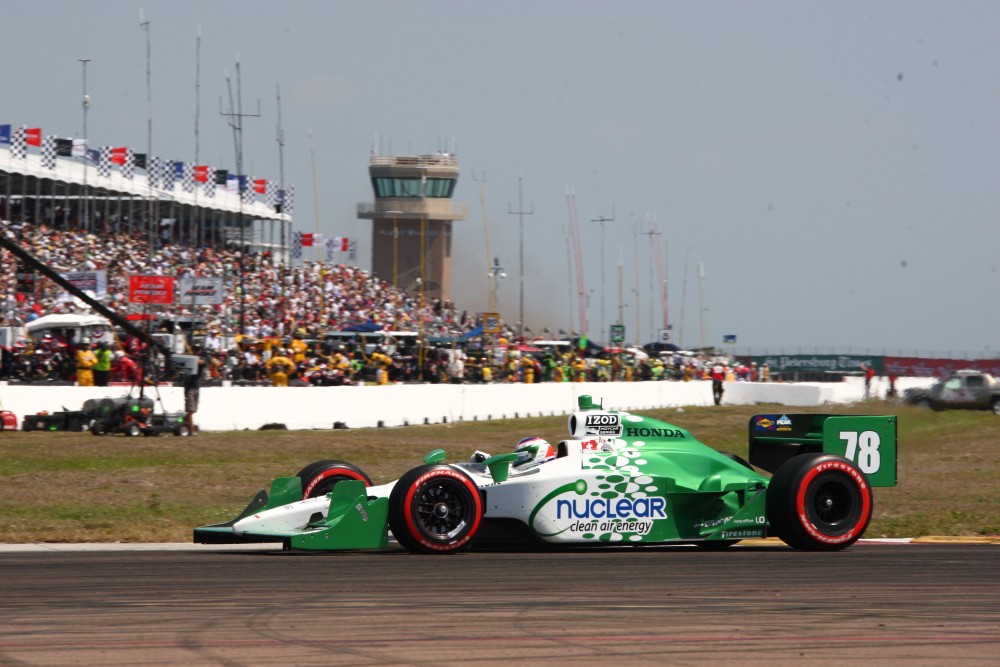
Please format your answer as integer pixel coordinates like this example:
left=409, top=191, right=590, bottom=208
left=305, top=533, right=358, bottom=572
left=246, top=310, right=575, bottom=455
left=295, top=460, right=373, bottom=499
left=766, top=453, right=873, bottom=551
left=388, top=465, right=483, bottom=554
left=991, top=398, right=1000, bottom=416
left=125, top=422, right=142, bottom=437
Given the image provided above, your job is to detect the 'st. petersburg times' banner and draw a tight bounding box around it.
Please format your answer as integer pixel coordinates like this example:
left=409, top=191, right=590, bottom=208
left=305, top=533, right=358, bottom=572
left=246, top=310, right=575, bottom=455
left=746, top=354, right=882, bottom=375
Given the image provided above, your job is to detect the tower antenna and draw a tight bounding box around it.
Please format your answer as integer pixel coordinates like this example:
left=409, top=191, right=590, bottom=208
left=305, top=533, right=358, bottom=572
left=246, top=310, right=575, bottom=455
left=507, top=176, right=534, bottom=337
left=591, top=203, right=615, bottom=340
left=219, top=56, right=261, bottom=334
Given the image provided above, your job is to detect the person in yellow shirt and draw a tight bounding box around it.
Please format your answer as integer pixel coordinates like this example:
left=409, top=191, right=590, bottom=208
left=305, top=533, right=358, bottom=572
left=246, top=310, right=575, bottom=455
left=289, top=331, right=308, bottom=365
left=521, top=356, right=536, bottom=384
left=266, top=351, right=295, bottom=387
left=75, top=342, right=98, bottom=387
left=368, top=348, right=394, bottom=385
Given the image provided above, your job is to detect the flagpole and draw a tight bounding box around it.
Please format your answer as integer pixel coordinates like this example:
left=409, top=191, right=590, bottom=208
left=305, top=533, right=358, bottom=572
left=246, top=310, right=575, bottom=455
left=275, top=84, right=287, bottom=264
left=308, top=128, right=320, bottom=264
left=190, top=24, right=202, bottom=318
left=140, top=9, right=154, bottom=251
left=78, top=58, right=90, bottom=233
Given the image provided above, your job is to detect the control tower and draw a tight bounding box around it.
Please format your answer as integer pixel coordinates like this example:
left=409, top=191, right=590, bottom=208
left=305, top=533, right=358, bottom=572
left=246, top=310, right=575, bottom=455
left=357, top=153, right=468, bottom=303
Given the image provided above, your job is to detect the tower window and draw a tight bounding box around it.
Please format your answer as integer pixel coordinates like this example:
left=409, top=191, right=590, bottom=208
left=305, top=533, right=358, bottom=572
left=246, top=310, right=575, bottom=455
left=372, top=177, right=455, bottom=198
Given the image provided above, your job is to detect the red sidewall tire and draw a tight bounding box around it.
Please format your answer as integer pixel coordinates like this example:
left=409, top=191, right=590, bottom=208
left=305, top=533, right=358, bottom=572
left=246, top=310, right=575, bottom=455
left=296, top=460, right=373, bottom=499
left=767, top=453, right=873, bottom=551
left=389, top=465, right=483, bottom=554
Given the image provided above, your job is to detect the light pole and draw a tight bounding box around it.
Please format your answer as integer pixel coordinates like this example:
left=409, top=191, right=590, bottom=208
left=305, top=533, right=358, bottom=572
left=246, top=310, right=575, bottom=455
left=488, top=257, right=506, bottom=311
left=79, top=58, right=91, bottom=232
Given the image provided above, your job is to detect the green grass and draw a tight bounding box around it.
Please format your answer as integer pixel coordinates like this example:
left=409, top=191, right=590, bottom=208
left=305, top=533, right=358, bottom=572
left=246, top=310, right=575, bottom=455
left=1, top=400, right=998, bottom=543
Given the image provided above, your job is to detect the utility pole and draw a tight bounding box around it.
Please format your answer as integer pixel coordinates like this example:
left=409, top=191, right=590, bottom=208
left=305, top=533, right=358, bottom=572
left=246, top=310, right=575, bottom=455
left=591, top=205, right=615, bottom=340
left=78, top=58, right=91, bottom=234
left=220, top=56, right=261, bottom=335
left=507, top=175, right=533, bottom=337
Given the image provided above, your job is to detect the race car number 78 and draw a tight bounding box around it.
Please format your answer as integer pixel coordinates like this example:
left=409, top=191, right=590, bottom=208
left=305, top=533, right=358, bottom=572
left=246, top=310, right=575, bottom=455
left=839, top=430, right=880, bottom=474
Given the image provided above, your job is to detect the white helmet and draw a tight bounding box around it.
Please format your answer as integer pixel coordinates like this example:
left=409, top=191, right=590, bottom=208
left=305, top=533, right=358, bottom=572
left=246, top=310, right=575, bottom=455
left=513, top=436, right=556, bottom=468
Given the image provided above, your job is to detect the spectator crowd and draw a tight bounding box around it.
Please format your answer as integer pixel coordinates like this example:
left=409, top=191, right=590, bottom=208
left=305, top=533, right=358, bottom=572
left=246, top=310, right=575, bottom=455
left=1, top=219, right=760, bottom=388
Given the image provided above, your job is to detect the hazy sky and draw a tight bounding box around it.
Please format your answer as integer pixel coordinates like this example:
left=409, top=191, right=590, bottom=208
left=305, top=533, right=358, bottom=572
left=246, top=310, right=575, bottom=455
left=3, top=1, right=998, bottom=355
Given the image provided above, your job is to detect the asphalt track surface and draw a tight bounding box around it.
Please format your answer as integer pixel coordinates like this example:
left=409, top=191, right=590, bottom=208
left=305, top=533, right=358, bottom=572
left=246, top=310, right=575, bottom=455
left=1, top=542, right=998, bottom=666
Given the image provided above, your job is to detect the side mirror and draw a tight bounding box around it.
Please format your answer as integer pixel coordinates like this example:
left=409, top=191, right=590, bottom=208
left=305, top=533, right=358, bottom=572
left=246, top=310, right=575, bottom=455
left=423, top=448, right=447, bottom=464
left=482, top=452, right=519, bottom=483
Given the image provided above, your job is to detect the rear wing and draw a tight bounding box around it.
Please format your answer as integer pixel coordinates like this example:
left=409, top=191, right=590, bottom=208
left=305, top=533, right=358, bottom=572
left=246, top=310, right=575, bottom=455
left=748, top=414, right=897, bottom=487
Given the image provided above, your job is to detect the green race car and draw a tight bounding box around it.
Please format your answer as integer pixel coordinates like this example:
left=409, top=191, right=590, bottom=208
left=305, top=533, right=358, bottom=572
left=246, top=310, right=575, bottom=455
left=195, top=395, right=897, bottom=553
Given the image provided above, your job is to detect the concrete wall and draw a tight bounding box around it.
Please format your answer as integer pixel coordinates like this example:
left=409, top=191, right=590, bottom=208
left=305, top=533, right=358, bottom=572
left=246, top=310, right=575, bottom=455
left=1, top=375, right=934, bottom=432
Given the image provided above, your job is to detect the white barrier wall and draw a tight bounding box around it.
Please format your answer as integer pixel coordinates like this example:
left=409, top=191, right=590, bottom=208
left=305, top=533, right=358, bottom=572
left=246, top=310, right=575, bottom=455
left=1, top=376, right=934, bottom=431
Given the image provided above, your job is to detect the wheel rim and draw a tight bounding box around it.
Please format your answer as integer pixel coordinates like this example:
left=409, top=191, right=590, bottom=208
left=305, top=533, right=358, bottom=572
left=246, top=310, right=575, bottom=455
left=804, top=474, right=861, bottom=534
left=413, top=478, right=472, bottom=540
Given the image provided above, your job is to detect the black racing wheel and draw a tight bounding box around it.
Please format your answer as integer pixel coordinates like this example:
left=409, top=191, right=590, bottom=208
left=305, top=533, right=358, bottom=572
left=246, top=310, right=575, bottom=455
left=295, top=460, right=373, bottom=499
left=388, top=465, right=483, bottom=554
left=766, top=453, right=873, bottom=551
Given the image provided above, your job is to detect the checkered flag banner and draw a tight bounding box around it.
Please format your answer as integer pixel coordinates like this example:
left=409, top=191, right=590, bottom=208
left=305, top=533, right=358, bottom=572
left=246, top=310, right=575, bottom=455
left=265, top=181, right=279, bottom=209
left=325, top=237, right=337, bottom=262
left=241, top=176, right=254, bottom=204
left=41, top=135, right=57, bottom=169
left=148, top=156, right=161, bottom=189
left=98, top=146, right=112, bottom=178
left=161, top=159, right=175, bottom=191
left=181, top=162, right=195, bottom=193
left=10, top=126, right=26, bottom=159
left=284, top=184, right=295, bottom=214
left=291, top=230, right=303, bottom=259
left=121, top=148, right=135, bottom=180
left=204, top=166, right=216, bottom=198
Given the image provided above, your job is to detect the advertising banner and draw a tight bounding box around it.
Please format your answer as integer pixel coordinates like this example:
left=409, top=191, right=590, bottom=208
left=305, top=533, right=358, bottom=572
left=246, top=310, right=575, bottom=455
left=177, top=276, right=225, bottom=306
left=883, top=356, right=1000, bottom=378
left=60, top=270, right=108, bottom=297
left=747, top=354, right=882, bottom=375
left=129, top=275, right=174, bottom=305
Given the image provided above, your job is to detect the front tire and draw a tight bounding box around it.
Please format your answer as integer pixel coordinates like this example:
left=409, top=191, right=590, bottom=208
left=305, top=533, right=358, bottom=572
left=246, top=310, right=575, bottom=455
left=766, top=453, right=873, bottom=551
left=388, top=465, right=483, bottom=554
left=295, top=460, right=373, bottom=499
left=991, top=398, right=1000, bottom=416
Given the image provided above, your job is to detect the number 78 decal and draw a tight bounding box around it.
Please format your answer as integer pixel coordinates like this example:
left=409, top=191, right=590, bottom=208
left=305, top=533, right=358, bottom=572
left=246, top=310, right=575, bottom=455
left=823, top=416, right=896, bottom=486
left=839, top=430, right=880, bottom=474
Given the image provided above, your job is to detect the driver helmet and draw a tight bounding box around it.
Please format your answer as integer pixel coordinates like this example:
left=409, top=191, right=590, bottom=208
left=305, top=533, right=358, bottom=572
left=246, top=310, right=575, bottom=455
left=513, top=436, right=556, bottom=468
